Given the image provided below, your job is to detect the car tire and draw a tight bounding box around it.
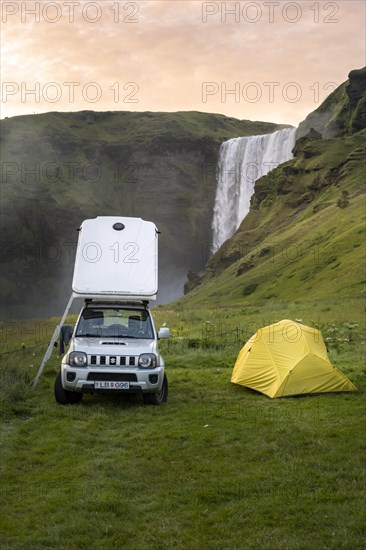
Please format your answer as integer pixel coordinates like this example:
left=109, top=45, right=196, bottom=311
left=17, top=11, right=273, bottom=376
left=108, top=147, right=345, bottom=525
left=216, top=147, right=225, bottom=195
left=143, top=373, right=168, bottom=405
left=54, top=371, right=83, bottom=405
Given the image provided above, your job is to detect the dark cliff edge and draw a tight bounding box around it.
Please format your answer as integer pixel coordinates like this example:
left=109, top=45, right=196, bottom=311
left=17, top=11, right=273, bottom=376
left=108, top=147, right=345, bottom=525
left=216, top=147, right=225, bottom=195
left=0, top=110, right=284, bottom=318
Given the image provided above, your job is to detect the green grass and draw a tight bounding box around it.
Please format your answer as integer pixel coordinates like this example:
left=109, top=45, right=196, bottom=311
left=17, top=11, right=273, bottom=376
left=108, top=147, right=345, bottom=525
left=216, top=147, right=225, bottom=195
left=1, top=298, right=365, bottom=549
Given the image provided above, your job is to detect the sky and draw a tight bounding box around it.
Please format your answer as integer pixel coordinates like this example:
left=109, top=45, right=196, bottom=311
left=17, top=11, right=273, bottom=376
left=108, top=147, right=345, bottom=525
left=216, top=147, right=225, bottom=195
left=1, top=0, right=365, bottom=126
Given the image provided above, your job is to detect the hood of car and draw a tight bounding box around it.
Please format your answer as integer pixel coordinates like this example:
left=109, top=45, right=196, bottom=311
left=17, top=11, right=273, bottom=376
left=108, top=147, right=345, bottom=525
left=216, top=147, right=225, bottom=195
left=71, top=337, right=157, bottom=356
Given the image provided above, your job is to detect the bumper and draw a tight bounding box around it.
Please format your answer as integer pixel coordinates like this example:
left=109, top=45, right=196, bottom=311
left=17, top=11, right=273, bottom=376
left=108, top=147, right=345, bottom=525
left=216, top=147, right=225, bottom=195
left=61, top=363, right=165, bottom=394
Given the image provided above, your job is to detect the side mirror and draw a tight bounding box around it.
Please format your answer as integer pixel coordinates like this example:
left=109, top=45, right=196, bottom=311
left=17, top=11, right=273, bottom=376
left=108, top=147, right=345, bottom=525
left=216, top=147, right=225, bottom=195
left=62, top=325, right=74, bottom=342
left=60, top=325, right=74, bottom=354
left=158, top=327, right=170, bottom=339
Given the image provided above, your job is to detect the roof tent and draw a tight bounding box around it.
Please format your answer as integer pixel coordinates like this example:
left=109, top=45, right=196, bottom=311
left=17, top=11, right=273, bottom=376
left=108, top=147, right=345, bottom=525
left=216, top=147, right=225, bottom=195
left=72, top=216, right=158, bottom=300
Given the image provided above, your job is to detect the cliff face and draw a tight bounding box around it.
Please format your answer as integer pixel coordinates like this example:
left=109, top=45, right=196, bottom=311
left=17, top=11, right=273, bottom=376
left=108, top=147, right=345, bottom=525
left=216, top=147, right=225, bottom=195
left=0, top=110, right=282, bottom=318
left=296, top=67, right=366, bottom=139
left=181, top=69, right=366, bottom=306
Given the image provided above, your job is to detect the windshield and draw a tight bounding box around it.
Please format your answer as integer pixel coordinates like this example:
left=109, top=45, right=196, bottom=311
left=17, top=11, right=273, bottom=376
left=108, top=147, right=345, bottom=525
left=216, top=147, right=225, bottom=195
left=75, top=307, right=154, bottom=339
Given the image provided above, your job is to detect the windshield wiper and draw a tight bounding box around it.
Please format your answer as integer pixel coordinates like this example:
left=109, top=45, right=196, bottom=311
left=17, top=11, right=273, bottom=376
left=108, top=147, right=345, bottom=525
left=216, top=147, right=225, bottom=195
left=76, top=333, right=102, bottom=338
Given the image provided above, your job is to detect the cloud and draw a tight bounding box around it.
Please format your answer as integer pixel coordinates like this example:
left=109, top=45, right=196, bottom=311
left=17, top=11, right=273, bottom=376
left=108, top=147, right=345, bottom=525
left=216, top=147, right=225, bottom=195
left=1, top=0, right=365, bottom=125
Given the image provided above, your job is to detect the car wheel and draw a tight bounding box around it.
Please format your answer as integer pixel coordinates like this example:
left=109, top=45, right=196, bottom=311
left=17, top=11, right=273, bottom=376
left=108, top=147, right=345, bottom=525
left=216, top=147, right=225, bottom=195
left=143, top=373, right=168, bottom=405
left=54, top=371, right=83, bottom=405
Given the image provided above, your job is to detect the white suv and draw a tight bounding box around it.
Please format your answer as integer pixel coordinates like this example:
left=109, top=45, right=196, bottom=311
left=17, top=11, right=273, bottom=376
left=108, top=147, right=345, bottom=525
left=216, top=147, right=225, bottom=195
left=54, top=301, right=169, bottom=405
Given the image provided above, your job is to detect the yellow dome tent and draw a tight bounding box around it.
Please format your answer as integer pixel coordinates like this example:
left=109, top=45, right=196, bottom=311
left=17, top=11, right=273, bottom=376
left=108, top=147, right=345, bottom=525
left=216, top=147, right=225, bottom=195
left=231, top=320, right=356, bottom=398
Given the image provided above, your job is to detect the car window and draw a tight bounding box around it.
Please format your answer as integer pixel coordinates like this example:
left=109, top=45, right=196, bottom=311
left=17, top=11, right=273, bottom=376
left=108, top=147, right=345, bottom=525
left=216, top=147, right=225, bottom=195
left=76, top=308, right=154, bottom=338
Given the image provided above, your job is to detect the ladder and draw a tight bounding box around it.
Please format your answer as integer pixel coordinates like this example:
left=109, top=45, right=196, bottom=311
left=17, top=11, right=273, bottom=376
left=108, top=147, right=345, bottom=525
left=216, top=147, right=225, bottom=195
left=32, top=293, right=75, bottom=390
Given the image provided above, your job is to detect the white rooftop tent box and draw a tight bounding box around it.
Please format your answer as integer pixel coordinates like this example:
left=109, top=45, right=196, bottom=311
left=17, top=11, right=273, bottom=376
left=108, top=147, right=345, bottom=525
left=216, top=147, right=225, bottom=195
left=72, top=216, right=158, bottom=300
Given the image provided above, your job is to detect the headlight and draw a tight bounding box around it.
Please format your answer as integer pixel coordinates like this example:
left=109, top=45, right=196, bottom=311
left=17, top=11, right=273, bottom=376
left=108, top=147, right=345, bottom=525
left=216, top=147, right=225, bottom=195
left=138, top=353, right=157, bottom=368
left=69, top=351, right=87, bottom=367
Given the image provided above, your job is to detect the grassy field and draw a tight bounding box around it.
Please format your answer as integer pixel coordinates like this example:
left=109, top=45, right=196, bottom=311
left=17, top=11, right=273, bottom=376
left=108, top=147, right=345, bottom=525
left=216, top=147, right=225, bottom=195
left=1, top=298, right=365, bottom=549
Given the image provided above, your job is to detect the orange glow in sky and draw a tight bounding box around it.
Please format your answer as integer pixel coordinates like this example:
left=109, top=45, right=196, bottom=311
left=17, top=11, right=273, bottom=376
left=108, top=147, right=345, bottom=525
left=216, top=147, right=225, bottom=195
left=1, top=0, right=365, bottom=125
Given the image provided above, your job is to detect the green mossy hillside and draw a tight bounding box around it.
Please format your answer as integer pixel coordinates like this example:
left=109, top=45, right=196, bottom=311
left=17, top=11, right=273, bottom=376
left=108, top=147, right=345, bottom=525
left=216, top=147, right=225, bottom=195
left=297, top=67, right=366, bottom=138
left=180, top=68, right=365, bottom=308
left=181, top=132, right=365, bottom=306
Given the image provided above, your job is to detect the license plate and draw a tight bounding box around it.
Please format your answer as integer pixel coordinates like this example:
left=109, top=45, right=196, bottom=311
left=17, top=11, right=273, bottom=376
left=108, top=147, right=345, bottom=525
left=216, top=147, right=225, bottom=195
left=94, top=381, right=130, bottom=390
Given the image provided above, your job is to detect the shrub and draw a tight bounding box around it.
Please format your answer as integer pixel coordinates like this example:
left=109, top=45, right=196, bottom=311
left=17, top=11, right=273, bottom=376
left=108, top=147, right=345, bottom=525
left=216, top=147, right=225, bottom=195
left=243, top=283, right=258, bottom=296
left=337, top=190, right=350, bottom=208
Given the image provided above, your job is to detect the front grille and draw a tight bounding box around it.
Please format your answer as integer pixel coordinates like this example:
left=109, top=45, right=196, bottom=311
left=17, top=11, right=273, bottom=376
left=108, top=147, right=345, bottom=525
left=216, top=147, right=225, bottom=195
left=89, top=355, right=137, bottom=366
left=87, top=373, right=138, bottom=382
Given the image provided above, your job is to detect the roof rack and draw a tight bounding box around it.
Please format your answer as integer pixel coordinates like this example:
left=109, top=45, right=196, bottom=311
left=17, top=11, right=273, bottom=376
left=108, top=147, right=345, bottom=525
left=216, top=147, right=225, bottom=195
left=85, top=299, right=150, bottom=308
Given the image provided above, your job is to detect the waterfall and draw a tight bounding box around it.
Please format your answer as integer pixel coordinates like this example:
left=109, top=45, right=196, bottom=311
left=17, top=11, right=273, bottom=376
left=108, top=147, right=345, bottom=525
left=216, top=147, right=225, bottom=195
left=212, top=127, right=297, bottom=250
